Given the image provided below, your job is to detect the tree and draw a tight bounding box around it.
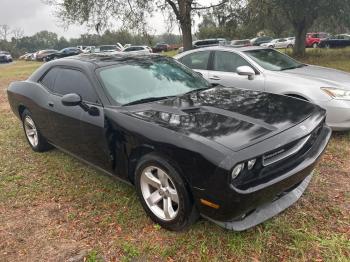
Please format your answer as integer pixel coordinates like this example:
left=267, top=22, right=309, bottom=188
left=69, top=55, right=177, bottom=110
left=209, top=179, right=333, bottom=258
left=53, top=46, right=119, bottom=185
left=48, top=0, right=228, bottom=51
left=270, top=0, right=350, bottom=56
left=0, top=24, right=10, bottom=41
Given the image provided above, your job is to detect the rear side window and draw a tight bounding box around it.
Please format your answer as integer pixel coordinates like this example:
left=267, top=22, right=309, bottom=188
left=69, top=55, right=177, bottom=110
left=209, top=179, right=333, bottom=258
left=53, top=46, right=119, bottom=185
left=40, top=68, right=59, bottom=91
left=179, top=51, right=210, bottom=70
left=53, top=68, right=99, bottom=103
left=213, top=51, right=251, bottom=73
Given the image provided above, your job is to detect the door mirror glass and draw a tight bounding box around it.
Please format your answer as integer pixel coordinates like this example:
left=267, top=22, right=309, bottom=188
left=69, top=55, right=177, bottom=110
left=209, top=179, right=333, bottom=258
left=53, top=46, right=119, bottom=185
left=61, top=93, right=82, bottom=106
left=237, top=66, right=255, bottom=80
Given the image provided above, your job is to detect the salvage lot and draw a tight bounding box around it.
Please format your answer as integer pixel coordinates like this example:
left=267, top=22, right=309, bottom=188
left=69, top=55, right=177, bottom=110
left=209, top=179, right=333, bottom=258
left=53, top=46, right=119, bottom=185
left=0, top=50, right=349, bottom=261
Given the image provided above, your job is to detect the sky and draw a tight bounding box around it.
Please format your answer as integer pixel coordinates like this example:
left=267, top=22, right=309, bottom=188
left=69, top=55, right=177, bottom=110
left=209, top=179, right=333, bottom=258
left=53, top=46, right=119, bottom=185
left=0, top=0, right=185, bottom=39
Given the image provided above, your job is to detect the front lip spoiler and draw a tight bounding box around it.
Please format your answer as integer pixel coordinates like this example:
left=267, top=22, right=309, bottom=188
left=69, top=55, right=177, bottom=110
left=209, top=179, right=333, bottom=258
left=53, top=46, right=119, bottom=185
left=203, top=173, right=313, bottom=231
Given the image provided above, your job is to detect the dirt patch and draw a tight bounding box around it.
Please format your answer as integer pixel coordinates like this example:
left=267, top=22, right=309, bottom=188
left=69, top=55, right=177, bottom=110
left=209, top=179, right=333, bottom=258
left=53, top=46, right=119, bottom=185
left=0, top=202, right=90, bottom=262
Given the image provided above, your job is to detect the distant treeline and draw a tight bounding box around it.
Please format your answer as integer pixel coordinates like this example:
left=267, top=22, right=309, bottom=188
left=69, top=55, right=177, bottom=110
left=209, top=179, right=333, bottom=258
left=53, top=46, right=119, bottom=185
left=0, top=29, right=183, bottom=57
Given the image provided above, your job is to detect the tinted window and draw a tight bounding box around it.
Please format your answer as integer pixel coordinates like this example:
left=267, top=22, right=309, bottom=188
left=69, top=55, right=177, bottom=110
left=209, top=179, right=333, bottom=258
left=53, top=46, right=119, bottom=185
left=40, top=68, right=59, bottom=91
left=179, top=51, right=210, bottom=70
left=53, top=68, right=98, bottom=103
left=213, top=51, right=251, bottom=72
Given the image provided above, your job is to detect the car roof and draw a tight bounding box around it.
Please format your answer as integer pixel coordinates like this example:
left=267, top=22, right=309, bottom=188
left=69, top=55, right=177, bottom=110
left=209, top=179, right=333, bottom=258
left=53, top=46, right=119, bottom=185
left=28, top=53, right=166, bottom=82
left=177, top=45, right=266, bottom=55
left=61, top=53, right=164, bottom=67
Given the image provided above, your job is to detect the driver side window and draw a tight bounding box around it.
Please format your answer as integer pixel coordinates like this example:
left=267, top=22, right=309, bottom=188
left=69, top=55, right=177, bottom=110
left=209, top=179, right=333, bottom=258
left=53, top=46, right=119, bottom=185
left=53, top=68, right=99, bottom=104
left=213, top=51, right=251, bottom=73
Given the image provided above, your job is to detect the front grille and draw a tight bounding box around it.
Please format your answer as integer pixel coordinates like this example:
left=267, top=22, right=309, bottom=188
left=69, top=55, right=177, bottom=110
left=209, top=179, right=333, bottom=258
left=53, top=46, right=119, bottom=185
left=262, top=135, right=311, bottom=166
left=233, top=119, right=325, bottom=190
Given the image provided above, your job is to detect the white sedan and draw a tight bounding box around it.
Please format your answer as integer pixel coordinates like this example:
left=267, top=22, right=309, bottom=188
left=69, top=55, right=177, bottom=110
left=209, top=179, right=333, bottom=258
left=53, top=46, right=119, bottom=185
left=260, top=38, right=294, bottom=49
left=123, top=46, right=152, bottom=54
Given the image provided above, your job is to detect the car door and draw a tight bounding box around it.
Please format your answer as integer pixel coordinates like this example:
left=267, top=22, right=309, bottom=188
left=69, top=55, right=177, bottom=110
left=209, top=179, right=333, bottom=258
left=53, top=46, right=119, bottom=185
left=276, top=39, right=287, bottom=48
left=178, top=51, right=211, bottom=78
left=207, top=51, right=265, bottom=91
left=36, top=67, right=60, bottom=141
left=47, top=67, right=112, bottom=171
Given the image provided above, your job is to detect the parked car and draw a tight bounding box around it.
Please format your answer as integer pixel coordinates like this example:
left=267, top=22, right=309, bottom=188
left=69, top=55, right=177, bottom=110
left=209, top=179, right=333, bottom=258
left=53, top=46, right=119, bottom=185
left=7, top=53, right=331, bottom=231
left=29, top=52, right=38, bottom=61
left=82, top=46, right=95, bottom=53
left=96, top=44, right=123, bottom=52
left=193, top=38, right=227, bottom=48
left=305, top=32, right=329, bottom=48
left=123, top=45, right=152, bottom=54
left=260, top=38, right=293, bottom=49
left=174, top=46, right=350, bottom=130
left=231, top=39, right=251, bottom=47
left=250, top=36, right=273, bottom=46
left=319, top=34, right=350, bottom=48
left=0, top=51, right=13, bottom=63
left=19, top=53, right=31, bottom=60
left=36, top=49, right=58, bottom=61
left=45, top=47, right=82, bottom=61
left=77, top=46, right=95, bottom=53
left=152, top=43, right=170, bottom=53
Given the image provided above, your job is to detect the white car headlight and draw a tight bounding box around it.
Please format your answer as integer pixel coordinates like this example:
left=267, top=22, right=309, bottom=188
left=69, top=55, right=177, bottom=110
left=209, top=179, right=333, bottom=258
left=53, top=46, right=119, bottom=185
left=321, top=87, right=350, bottom=100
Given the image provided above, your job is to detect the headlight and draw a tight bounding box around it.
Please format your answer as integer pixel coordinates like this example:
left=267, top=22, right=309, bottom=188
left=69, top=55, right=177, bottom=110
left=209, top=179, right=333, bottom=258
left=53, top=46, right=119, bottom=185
left=321, top=87, right=350, bottom=100
left=231, top=163, right=244, bottom=180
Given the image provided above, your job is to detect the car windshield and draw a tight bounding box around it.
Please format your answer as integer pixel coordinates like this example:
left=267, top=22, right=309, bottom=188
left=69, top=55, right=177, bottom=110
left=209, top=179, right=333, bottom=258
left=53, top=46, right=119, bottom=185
left=98, top=56, right=210, bottom=105
left=244, top=49, right=304, bottom=71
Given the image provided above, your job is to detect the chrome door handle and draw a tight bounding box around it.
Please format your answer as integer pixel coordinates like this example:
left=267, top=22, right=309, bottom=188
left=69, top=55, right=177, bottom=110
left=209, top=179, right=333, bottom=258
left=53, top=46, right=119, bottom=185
left=209, top=76, right=221, bottom=81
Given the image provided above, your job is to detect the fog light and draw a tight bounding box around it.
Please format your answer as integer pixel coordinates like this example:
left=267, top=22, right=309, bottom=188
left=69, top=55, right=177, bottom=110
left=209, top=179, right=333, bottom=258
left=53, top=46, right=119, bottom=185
left=231, top=163, right=244, bottom=180
left=247, top=159, right=256, bottom=170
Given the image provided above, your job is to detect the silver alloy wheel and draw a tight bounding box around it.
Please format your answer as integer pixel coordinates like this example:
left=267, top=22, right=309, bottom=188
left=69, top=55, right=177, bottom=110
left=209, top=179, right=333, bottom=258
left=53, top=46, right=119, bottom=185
left=24, top=116, right=38, bottom=147
left=140, top=166, right=179, bottom=221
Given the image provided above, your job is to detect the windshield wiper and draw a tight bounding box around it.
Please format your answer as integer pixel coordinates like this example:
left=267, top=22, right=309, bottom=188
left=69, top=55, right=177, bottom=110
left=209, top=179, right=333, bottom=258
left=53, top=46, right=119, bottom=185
left=183, top=86, right=213, bottom=95
left=123, top=96, right=174, bottom=106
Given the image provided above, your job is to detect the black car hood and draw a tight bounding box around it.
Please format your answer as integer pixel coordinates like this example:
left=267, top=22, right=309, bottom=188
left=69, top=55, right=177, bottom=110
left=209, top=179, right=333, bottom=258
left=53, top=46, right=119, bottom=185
left=125, top=87, right=318, bottom=151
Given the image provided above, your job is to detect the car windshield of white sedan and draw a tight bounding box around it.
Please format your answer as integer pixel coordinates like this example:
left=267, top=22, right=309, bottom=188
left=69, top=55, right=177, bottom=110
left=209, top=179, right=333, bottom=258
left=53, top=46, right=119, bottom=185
left=98, top=58, right=210, bottom=105
left=245, top=49, right=304, bottom=71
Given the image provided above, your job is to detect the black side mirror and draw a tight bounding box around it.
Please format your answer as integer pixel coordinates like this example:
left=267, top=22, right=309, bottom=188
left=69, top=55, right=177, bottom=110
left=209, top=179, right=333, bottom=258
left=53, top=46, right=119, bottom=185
left=61, top=93, right=82, bottom=106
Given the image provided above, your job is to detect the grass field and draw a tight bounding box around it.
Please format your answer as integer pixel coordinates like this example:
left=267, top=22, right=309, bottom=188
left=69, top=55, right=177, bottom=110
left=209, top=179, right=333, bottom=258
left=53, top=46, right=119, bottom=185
left=0, top=50, right=349, bottom=261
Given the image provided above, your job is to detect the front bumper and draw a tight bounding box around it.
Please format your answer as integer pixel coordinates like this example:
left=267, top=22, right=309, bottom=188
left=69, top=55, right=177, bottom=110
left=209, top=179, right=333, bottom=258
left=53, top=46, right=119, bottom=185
left=201, top=125, right=331, bottom=230
left=315, top=98, right=350, bottom=131
left=204, top=173, right=313, bottom=231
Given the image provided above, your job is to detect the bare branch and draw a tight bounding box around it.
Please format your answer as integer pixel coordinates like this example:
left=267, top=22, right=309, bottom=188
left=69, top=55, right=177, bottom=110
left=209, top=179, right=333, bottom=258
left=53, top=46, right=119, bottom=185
left=192, top=0, right=228, bottom=10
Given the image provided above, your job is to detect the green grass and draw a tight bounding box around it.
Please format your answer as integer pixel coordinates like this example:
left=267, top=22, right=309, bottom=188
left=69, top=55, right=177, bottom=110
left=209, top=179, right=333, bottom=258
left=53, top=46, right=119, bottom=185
left=0, top=50, right=350, bottom=261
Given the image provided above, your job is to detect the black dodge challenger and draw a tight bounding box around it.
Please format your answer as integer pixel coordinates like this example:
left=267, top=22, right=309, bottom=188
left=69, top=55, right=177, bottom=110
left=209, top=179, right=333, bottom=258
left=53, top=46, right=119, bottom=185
left=7, top=53, right=331, bottom=231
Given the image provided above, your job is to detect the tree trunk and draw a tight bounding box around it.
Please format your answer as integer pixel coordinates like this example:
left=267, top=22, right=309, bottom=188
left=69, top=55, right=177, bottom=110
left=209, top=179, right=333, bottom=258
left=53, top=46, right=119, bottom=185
left=293, top=24, right=307, bottom=57
left=181, top=19, right=192, bottom=51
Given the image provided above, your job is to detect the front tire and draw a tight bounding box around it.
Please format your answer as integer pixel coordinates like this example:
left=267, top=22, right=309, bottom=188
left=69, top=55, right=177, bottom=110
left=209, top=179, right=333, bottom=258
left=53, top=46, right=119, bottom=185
left=135, top=153, right=198, bottom=231
left=21, top=109, right=52, bottom=152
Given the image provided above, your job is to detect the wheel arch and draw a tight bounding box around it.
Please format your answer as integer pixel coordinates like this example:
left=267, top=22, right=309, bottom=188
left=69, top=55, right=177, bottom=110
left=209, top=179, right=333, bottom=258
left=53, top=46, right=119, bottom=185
left=18, top=104, right=27, bottom=118
left=283, top=93, right=310, bottom=101
left=127, top=146, right=193, bottom=196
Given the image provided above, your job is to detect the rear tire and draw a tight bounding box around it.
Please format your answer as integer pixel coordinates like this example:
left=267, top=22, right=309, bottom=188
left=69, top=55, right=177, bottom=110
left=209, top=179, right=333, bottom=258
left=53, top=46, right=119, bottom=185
left=21, top=109, right=52, bottom=152
left=287, top=44, right=293, bottom=48
left=312, top=43, right=318, bottom=48
left=135, top=153, right=198, bottom=231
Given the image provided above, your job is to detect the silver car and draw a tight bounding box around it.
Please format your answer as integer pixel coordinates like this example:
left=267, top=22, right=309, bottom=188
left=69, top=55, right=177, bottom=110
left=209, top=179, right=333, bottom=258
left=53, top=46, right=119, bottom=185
left=123, top=45, right=152, bottom=54
left=260, top=38, right=293, bottom=49
left=174, top=46, right=350, bottom=130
